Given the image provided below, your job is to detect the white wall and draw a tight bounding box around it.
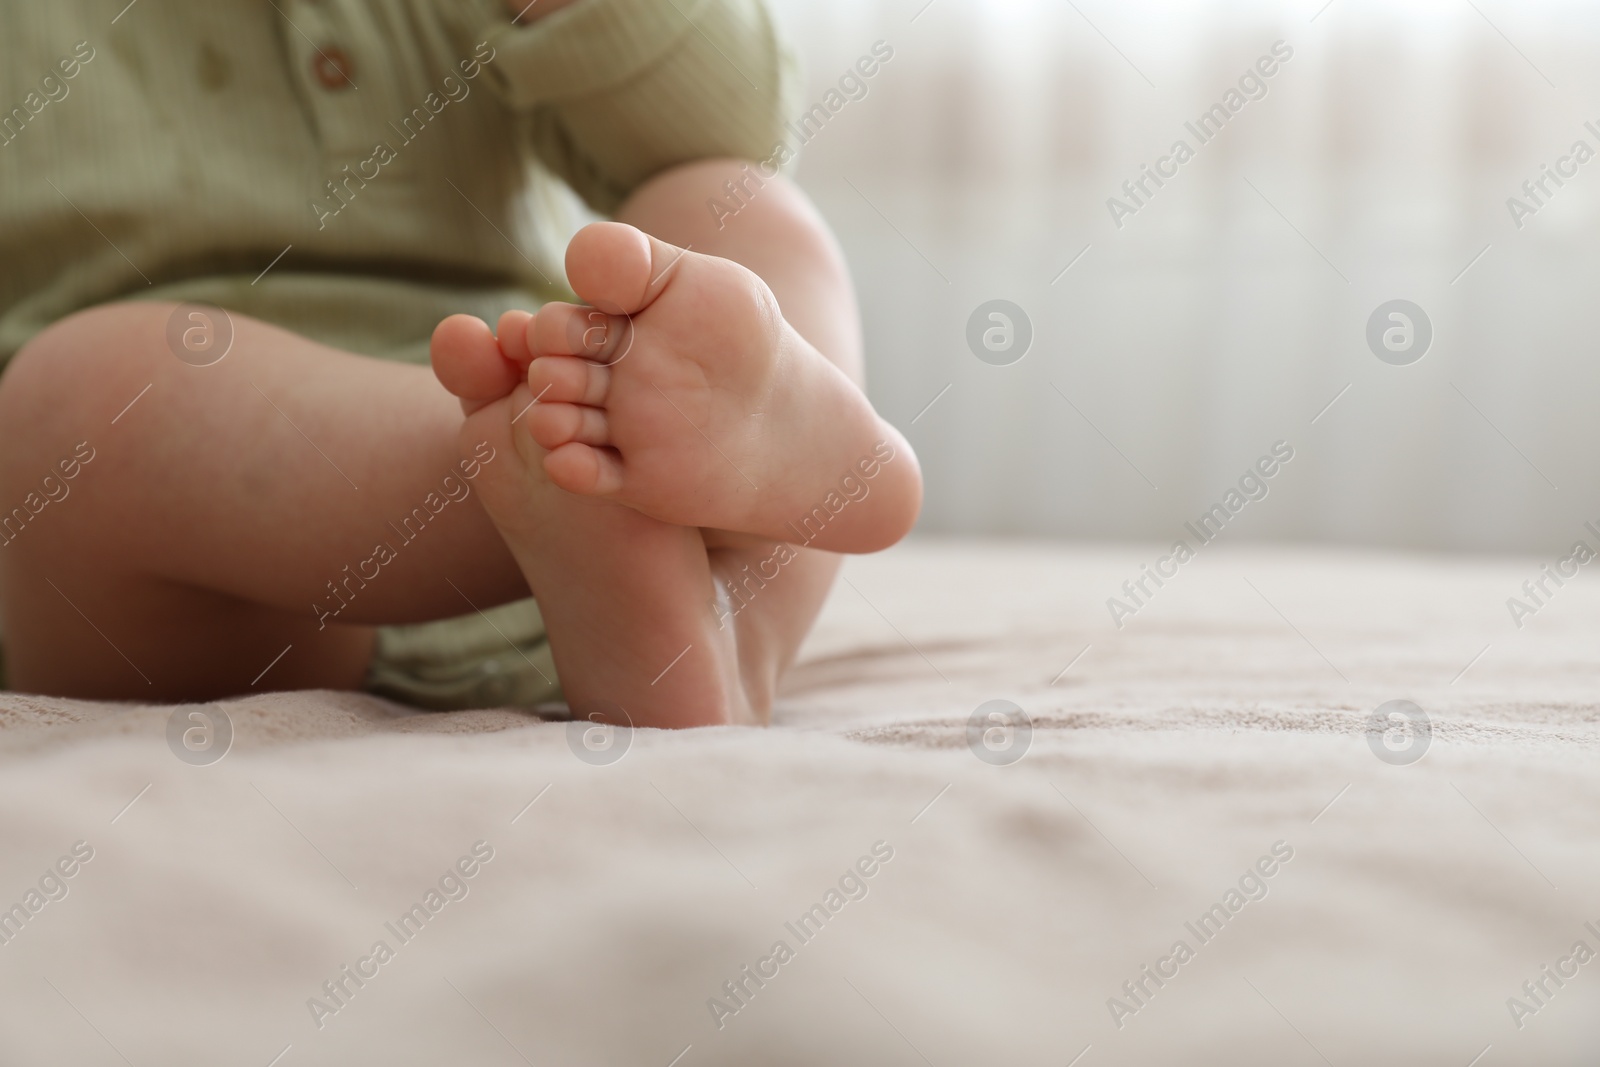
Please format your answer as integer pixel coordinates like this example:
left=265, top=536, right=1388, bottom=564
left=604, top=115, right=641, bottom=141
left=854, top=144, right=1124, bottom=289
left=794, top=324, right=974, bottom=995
left=767, top=0, right=1600, bottom=554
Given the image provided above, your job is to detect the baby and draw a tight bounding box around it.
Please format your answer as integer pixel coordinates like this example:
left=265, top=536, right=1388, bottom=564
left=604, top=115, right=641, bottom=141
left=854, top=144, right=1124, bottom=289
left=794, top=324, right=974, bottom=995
left=0, top=0, right=921, bottom=726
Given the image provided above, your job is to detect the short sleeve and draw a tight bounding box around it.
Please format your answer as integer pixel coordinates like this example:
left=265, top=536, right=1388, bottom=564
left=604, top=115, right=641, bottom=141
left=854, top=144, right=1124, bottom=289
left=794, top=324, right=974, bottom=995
left=475, top=0, right=797, bottom=214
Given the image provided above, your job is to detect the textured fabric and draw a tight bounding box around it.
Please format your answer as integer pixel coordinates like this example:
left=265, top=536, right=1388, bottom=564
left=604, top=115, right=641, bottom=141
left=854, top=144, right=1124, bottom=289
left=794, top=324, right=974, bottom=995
left=0, top=0, right=795, bottom=708
left=0, top=539, right=1595, bottom=1063
left=367, top=596, right=561, bottom=709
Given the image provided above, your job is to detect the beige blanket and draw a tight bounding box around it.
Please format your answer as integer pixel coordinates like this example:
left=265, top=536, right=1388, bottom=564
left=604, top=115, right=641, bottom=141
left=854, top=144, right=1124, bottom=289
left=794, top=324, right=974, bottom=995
left=2, top=540, right=1596, bottom=1065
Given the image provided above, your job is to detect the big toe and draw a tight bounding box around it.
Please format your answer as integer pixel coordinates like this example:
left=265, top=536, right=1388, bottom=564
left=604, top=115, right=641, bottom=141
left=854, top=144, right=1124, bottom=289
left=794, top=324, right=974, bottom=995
left=431, top=314, right=521, bottom=410
left=565, top=221, right=685, bottom=316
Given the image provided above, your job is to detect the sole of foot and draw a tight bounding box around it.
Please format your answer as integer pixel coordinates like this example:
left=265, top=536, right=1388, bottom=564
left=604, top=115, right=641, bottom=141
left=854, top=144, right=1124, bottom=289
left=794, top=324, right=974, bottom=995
left=514, top=222, right=920, bottom=554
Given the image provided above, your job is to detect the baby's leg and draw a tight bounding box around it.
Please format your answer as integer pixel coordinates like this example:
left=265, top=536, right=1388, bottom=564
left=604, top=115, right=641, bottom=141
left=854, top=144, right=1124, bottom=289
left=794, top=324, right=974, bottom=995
left=0, top=305, right=538, bottom=700
left=431, top=316, right=754, bottom=727
left=615, top=162, right=896, bottom=711
left=2, top=301, right=756, bottom=723
left=474, top=162, right=919, bottom=715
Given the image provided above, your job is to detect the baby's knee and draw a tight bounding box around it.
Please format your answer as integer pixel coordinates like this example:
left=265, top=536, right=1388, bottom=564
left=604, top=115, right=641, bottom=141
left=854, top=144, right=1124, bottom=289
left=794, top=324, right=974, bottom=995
left=4, top=302, right=171, bottom=412
left=11, top=299, right=172, bottom=380
left=0, top=302, right=172, bottom=480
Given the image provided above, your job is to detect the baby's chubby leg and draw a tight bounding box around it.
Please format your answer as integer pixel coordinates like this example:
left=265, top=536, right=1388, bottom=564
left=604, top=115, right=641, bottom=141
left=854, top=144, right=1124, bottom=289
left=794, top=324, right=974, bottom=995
left=0, top=161, right=918, bottom=719
left=545, top=162, right=923, bottom=711
left=0, top=304, right=532, bottom=700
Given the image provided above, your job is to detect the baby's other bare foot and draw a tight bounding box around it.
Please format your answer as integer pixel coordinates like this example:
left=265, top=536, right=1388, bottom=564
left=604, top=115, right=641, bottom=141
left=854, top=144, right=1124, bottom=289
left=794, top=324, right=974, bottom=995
left=431, top=312, right=754, bottom=727
left=515, top=222, right=921, bottom=553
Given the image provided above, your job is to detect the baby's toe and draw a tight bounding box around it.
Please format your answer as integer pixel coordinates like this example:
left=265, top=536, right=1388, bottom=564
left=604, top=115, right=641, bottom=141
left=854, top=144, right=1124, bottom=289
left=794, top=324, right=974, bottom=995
left=565, top=221, right=686, bottom=316
left=543, top=442, right=625, bottom=497
left=525, top=402, right=610, bottom=450
left=431, top=314, right=520, bottom=410
left=495, top=309, right=536, bottom=369
left=527, top=355, right=610, bottom=406
left=531, top=302, right=634, bottom=365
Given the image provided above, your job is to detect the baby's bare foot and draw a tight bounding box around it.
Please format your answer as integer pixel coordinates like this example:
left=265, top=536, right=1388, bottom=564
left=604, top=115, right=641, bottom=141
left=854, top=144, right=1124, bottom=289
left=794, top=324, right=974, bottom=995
left=516, top=223, right=920, bottom=553
left=430, top=313, right=754, bottom=727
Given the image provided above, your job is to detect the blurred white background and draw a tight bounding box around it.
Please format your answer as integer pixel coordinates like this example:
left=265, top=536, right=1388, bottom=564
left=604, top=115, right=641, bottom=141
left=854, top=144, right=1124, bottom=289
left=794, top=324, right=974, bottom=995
left=765, top=0, right=1600, bottom=554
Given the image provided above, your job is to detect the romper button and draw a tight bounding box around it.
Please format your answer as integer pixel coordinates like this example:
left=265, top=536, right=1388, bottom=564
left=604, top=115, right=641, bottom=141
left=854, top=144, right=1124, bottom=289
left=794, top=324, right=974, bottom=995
left=312, top=46, right=354, bottom=90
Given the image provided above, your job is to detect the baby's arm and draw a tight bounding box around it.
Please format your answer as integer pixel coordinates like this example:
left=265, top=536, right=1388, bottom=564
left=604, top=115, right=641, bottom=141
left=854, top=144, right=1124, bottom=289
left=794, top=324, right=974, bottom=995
left=480, top=0, right=794, bottom=215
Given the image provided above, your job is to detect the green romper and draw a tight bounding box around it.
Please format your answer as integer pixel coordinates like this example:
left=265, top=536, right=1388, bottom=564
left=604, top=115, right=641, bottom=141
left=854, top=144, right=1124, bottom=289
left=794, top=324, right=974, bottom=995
left=0, top=0, right=795, bottom=708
